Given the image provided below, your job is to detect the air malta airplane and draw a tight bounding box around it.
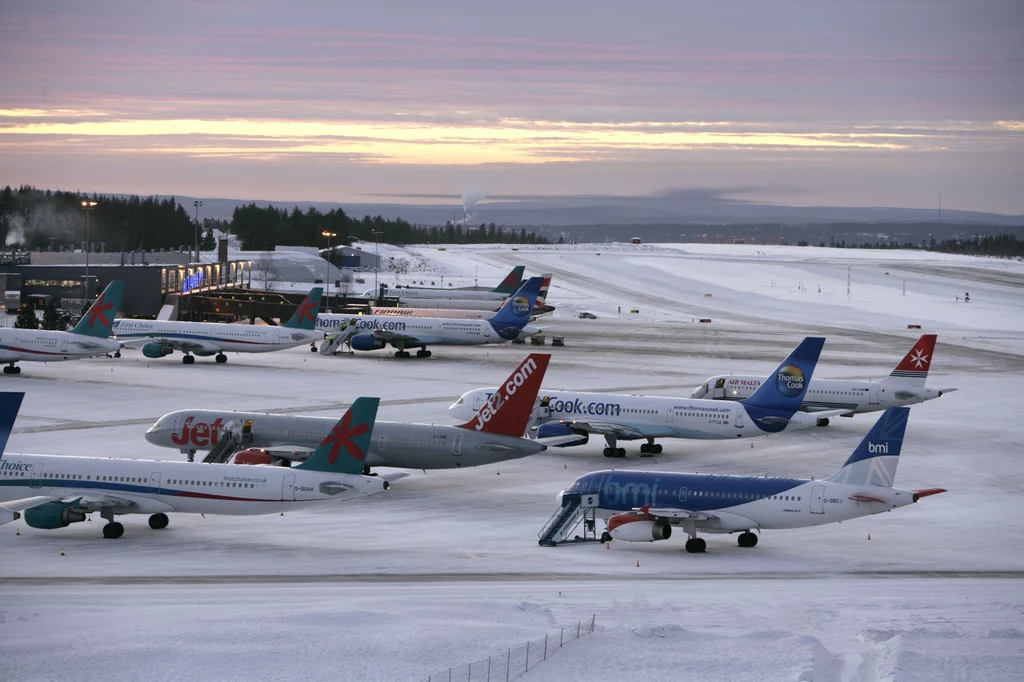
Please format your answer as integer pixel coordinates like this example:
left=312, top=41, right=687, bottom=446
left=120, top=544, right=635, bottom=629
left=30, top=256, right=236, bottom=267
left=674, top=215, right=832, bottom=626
left=0, top=393, right=388, bottom=539
left=144, top=354, right=556, bottom=472
left=318, top=277, right=544, bottom=358
left=451, top=337, right=830, bottom=457
left=0, top=280, right=125, bottom=375
left=112, top=287, right=323, bottom=364
left=383, top=265, right=526, bottom=302
left=541, top=406, right=945, bottom=553
left=690, top=335, right=955, bottom=420
left=369, top=274, right=555, bottom=317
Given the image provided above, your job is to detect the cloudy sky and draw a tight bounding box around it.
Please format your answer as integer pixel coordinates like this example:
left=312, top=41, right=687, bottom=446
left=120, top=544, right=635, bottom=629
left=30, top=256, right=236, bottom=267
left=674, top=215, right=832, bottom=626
left=1, top=0, right=1021, bottom=213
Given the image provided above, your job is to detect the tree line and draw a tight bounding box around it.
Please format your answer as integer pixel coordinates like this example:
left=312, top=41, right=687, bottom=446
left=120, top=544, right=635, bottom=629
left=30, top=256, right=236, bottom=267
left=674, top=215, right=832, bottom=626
left=797, top=233, right=1024, bottom=259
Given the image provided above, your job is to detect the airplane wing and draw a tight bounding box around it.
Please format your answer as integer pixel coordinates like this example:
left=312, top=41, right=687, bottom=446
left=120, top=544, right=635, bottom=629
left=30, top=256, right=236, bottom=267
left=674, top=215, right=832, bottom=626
left=555, top=419, right=649, bottom=440
left=645, top=506, right=721, bottom=522
left=1, top=495, right=60, bottom=520
left=131, top=337, right=223, bottom=354
left=371, top=329, right=446, bottom=347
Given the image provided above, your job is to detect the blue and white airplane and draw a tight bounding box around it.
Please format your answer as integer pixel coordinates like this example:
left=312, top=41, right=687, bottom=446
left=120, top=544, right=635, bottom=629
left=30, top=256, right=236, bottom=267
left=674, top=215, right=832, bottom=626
left=542, top=406, right=945, bottom=553
left=0, top=392, right=388, bottom=539
left=113, top=287, right=323, bottom=364
left=452, top=337, right=832, bottom=456
left=318, top=276, right=544, bottom=358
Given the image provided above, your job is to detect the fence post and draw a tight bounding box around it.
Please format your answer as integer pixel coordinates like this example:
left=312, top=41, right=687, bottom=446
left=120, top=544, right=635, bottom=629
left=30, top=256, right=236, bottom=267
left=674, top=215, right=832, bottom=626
left=448, top=668, right=452, bottom=682
left=525, top=641, right=530, bottom=672
left=590, top=614, right=596, bottom=634
left=506, top=648, right=511, bottom=682
left=467, top=662, right=471, bottom=682
left=487, top=655, right=491, bottom=682
left=577, top=620, right=581, bottom=638
left=544, top=634, right=548, bottom=661
left=560, top=627, right=564, bottom=647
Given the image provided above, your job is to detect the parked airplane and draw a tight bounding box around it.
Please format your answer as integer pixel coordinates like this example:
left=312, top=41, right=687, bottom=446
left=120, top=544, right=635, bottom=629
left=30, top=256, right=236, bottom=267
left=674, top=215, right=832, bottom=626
left=113, top=287, right=323, bottom=364
left=0, top=393, right=388, bottom=538
left=319, top=276, right=544, bottom=358
left=370, top=274, right=555, bottom=317
left=0, top=280, right=125, bottom=375
left=382, top=265, right=525, bottom=302
left=690, top=335, right=955, bottom=420
left=145, top=354, right=555, bottom=471
left=539, top=406, right=945, bottom=553
left=450, top=337, right=830, bottom=457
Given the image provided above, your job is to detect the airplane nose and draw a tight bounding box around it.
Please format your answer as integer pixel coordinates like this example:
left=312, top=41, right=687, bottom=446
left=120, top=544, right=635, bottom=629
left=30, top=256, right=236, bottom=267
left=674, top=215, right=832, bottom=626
left=144, top=423, right=162, bottom=444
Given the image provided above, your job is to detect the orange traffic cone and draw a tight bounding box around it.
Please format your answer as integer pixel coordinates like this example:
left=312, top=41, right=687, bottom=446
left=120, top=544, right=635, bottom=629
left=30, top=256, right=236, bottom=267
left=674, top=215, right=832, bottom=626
left=867, top=533, right=871, bottom=540
left=636, top=560, right=640, bottom=567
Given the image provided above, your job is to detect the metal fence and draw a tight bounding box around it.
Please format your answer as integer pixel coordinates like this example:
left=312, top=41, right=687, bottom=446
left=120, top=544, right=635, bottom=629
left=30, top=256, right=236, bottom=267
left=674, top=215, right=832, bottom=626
left=426, top=615, right=596, bottom=682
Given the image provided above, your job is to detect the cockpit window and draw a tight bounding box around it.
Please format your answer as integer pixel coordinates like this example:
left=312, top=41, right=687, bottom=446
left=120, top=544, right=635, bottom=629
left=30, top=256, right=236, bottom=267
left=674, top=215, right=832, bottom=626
left=565, top=481, right=582, bottom=493
left=691, top=384, right=708, bottom=398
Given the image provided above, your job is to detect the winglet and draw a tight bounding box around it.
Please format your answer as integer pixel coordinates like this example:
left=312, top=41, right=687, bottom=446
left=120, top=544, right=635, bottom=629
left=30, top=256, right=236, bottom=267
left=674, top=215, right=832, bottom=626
left=283, top=287, right=323, bottom=330
left=295, top=397, right=379, bottom=474
left=827, top=407, right=910, bottom=486
left=491, top=266, right=526, bottom=294
left=0, top=392, right=25, bottom=455
left=458, top=354, right=551, bottom=437
left=70, top=280, right=125, bottom=338
left=889, top=334, right=937, bottom=386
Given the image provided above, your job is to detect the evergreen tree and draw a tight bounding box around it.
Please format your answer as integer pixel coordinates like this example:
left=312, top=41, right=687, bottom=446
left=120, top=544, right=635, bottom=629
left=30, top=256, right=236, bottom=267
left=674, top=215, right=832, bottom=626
left=15, top=305, right=38, bottom=329
left=41, top=299, right=66, bottom=330
left=201, top=225, right=216, bottom=250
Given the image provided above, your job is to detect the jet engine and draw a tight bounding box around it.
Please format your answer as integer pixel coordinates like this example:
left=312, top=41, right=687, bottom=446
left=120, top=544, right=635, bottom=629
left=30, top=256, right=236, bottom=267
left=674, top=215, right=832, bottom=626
left=536, top=423, right=588, bottom=447
left=142, top=342, right=173, bottom=359
left=351, top=334, right=386, bottom=351
left=607, top=515, right=672, bottom=542
left=24, top=502, right=87, bottom=530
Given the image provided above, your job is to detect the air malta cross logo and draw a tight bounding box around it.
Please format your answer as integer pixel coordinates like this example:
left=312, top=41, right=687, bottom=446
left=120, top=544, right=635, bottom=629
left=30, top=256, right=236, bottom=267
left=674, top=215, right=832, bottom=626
left=296, top=297, right=319, bottom=324
left=87, top=294, right=114, bottom=328
left=908, top=348, right=929, bottom=369
left=321, top=412, right=369, bottom=464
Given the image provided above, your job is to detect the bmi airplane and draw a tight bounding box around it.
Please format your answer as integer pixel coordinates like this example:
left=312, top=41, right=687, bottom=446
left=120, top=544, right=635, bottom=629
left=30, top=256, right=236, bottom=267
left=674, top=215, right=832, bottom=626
left=0, top=280, right=125, bottom=375
left=381, top=265, right=525, bottom=302
left=0, top=393, right=389, bottom=539
left=319, top=277, right=544, bottom=358
left=112, top=287, right=323, bottom=364
left=451, top=337, right=831, bottom=457
left=690, top=334, right=955, bottom=420
left=539, top=406, right=945, bottom=553
left=144, top=354, right=555, bottom=471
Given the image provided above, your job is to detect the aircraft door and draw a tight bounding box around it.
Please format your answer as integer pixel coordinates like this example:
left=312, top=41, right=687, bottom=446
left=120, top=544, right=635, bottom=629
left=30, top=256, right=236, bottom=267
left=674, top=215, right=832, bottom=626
left=713, top=378, right=726, bottom=399
left=149, top=473, right=162, bottom=493
left=60, top=338, right=69, bottom=355
left=452, top=433, right=462, bottom=456
left=29, top=462, right=45, bottom=488
left=869, top=385, right=880, bottom=404
left=472, top=393, right=487, bottom=411
left=282, top=474, right=296, bottom=501
left=810, top=485, right=825, bottom=514
left=377, top=435, right=386, bottom=451
left=734, top=405, right=745, bottom=429
left=667, top=407, right=673, bottom=423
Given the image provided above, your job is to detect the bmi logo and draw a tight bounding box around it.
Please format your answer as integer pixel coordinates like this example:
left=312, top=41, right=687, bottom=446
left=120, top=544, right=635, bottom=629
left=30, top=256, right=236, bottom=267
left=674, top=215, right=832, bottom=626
left=868, top=442, right=889, bottom=454
left=511, top=295, right=531, bottom=317
left=775, top=364, right=806, bottom=398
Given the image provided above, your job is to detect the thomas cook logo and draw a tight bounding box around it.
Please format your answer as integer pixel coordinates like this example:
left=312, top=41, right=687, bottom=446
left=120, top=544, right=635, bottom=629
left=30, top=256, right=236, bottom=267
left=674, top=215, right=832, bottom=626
left=511, top=295, right=531, bottom=317
left=775, top=364, right=806, bottom=398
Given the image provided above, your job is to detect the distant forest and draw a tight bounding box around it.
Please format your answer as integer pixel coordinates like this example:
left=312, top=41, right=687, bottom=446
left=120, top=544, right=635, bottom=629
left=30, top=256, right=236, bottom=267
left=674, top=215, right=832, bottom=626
left=0, top=186, right=549, bottom=252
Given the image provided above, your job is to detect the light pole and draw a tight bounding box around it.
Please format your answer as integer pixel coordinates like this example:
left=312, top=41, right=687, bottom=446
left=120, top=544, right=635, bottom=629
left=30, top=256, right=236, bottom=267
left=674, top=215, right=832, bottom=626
left=80, top=200, right=98, bottom=299
left=372, top=228, right=383, bottom=301
left=322, top=230, right=336, bottom=312
left=193, top=200, right=203, bottom=264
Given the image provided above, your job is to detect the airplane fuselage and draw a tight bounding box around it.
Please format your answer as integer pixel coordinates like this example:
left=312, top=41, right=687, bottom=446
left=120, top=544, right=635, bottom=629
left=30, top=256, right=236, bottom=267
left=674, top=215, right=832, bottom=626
left=691, top=376, right=946, bottom=413
left=317, top=314, right=536, bottom=346
left=112, top=319, right=318, bottom=354
left=146, top=410, right=546, bottom=468
left=0, top=328, right=120, bottom=363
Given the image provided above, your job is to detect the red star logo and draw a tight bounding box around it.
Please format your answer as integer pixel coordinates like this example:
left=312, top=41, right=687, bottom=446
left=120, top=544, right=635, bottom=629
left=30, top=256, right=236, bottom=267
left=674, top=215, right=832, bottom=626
left=297, top=297, right=318, bottom=324
left=87, top=293, right=114, bottom=328
left=321, top=411, right=369, bottom=464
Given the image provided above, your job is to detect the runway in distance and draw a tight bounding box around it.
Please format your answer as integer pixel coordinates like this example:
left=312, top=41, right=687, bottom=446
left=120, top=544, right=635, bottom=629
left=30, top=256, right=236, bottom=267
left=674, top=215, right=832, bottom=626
left=0, top=280, right=125, bottom=375
left=451, top=337, right=832, bottom=457
left=113, top=287, right=323, bottom=364
left=690, top=334, right=955, bottom=417
left=318, top=276, right=545, bottom=358
left=540, top=407, right=945, bottom=553
left=145, top=353, right=555, bottom=471
left=0, top=393, right=388, bottom=539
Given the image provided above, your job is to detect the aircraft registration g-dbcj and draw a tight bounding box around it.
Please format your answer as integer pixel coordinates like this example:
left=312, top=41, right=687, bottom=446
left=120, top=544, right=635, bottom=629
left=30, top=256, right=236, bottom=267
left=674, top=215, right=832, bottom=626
left=112, top=287, right=323, bottom=364
left=539, top=407, right=945, bottom=553
left=0, top=393, right=389, bottom=539
left=318, top=276, right=545, bottom=358
left=144, top=354, right=556, bottom=471
left=690, top=334, right=955, bottom=418
left=450, top=337, right=832, bottom=456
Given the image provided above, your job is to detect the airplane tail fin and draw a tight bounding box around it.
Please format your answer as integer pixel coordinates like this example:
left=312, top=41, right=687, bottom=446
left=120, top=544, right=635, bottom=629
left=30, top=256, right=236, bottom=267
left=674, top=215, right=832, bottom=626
left=827, top=407, right=909, bottom=486
left=888, top=334, right=937, bottom=387
left=458, top=354, right=551, bottom=436
left=741, top=337, right=825, bottom=432
left=491, top=266, right=525, bottom=294
left=487, top=276, right=544, bottom=338
left=535, top=274, right=553, bottom=310
left=70, top=280, right=125, bottom=338
left=283, top=287, right=323, bottom=330
left=0, top=392, right=25, bottom=454
left=295, top=397, right=379, bottom=475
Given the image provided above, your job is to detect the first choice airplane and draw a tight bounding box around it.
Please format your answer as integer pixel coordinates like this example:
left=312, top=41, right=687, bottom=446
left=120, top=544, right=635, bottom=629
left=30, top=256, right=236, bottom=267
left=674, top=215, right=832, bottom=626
left=451, top=337, right=831, bottom=457
left=541, top=406, right=945, bottom=553
left=318, top=276, right=544, bottom=358
left=0, top=393, right=389, bottom=539
left=145, top=353, right=555, bottom=471
left=112, top=287, right=323, bottom=364
left=690, top=334, right=955, bottom=419
left=381, top=265, right=526, bottom=302
left=0, top=280, right=125, bottom=375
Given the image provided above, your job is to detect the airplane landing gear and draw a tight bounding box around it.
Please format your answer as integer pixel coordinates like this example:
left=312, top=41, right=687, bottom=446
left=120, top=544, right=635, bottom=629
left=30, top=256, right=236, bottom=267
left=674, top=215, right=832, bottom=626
left=416, top=348, right=432, bottom=358
left=737, top=531, right=758, bottom=548
left=684, top=537, right=706, bottom=553
left=395, top=350, right=411, bottom=359
left=639, top=440, right=663, bottom=456
left=114, top=351, right=121, bottom=358
left=148, top=513, right=169, bottom=530
left=3, top=364, right=21, bottom=375
left=602, top=434, right=626, bottom=458
left=182, top=355, right=195, bottom=365
left=310, top=343, right=318, bottom=353
left=102, top=522, right=125, bottom=539
left=215, top=353, right=227, bottom=364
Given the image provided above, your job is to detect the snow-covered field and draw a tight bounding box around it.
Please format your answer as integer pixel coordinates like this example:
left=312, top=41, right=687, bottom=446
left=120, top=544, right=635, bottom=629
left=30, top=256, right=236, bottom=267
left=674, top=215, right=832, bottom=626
left=2, top=242, right=1023, bottom=681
